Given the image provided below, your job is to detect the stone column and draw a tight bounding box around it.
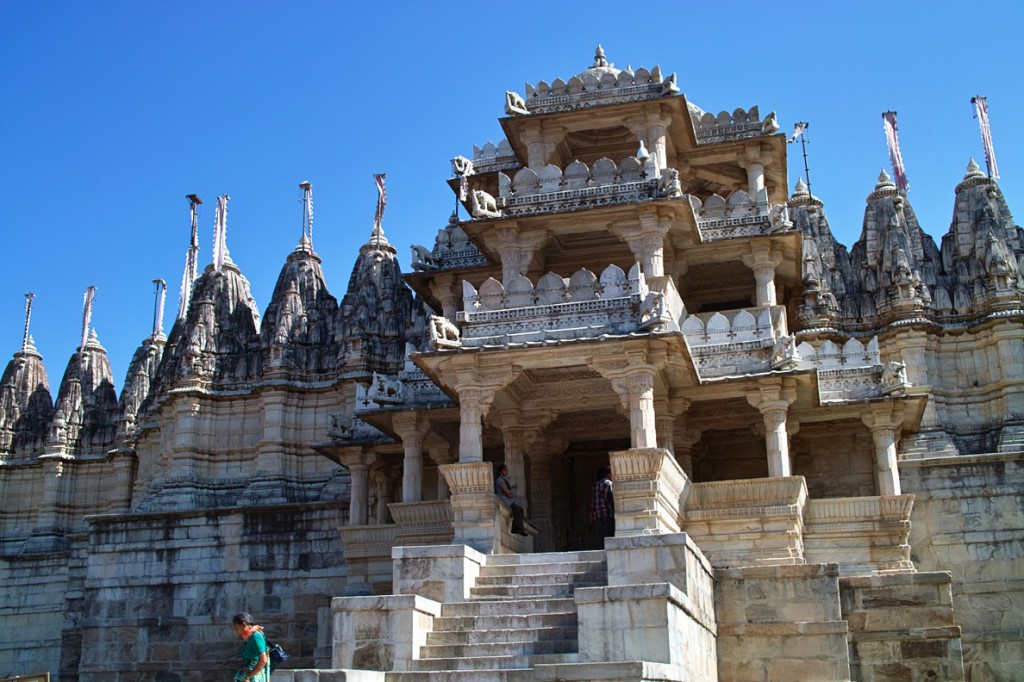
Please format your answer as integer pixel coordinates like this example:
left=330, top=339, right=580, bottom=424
left=626, top=111, right=671, bottom=170
left=746, top=162, right=765, bottom=197
left=654, top=397, right=690, bottom=456
left=611, top=212, right=670, bottom=279
left=432, top=274, right=461, bottom=321
left=746, top=378, right=797, bottom=477
left=742, top=245, right=782, bottom=307
left=493, top=226, right=548, bottom=288
left=426, top=440, right=455, bottom=499
left=675, top=428, right=702, bottom=479
left=520, top=125, right=565, bottom=170
left=348, top=463, right=370, bottom=525
left=610, top=371, right=658, bottom=449
left=862, top=405, right=905, bottom=496
left=457, top=387, right=496, bottom=463
left=393, top=413, right=430, bottom=503
left=372, top=468, right=391, bottom=524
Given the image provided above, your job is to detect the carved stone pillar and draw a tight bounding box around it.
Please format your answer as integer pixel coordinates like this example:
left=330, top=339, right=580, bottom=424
left=626, top=111, right=671, bottom=170
left=742, top=245, right=782, bottom=307
left=457, top=387, right=495, bottom=463
left=654, top=397, right=690, bottom=456
left=372, top=468, right=390, bottom=525
left=675, top=428, right=702, bottom=479
left=349, top=463, right=370, bottom=525
left=432, top=274, right=461, bottom=321
left=862, top=405, right=905, bottom=496
left=494, top=226, right=547, bottom=288
left=746, top=378, right=797, bottom=477
left=746, top=162, right=765, bottom=197
left=520, top=125, right=565, bottom=170
left=427, top=439, right=455, bottom=499
left=610, top=371, right=658, bottom=449
left=393, top=413, right=430, bottom=503
left=611, top=213, right=670, bottom=279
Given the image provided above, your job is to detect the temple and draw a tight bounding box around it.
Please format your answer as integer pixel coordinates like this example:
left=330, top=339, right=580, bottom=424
left=1, top=48, right=1021, bottom=681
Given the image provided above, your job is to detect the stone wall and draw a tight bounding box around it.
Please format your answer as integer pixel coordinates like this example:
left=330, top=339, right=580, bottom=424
left=901, top=453, right=1024, bottom=681
left=0, top=553, right=72, bottom=679
left=71, top=504, right=347, bottom=682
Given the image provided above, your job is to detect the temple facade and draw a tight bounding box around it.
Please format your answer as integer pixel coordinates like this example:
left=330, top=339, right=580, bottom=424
left=1, top=48, right=1022, bottom=681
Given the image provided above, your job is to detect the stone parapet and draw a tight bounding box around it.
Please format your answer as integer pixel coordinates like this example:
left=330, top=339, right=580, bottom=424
left=610, top=447, right=689, bottom=535
left=804, top=495, right=915, bottom=575
left=684, top=476, right=807, bottom=567
left=339, top=525, right=397, bottom=596
left=388, top=500, right=454, bottom=547
left=330, top=594, right=440, bottom=672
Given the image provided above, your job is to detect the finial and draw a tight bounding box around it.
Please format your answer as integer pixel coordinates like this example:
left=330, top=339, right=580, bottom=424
left=152, top=279, right=166, bottom=337
left=636, top=140, right=650, bottom=161
left=22, top=293, right=35, bottom=354
left=299, top=181, right=314, bottom=250
left=178, top=195, right=202, bottom=320
left=370, top=173, right=390, bottom=248
left=967, top=158, right=980, bottom=173
left=593, top=45, right=607, bottom=68
left=794, top=178, right=808, bottom=194
left=877, top=168, right=892, bottom=186
left=212, top=195, right=231, bottom=272
left=80, top=286, right=97, bottom=355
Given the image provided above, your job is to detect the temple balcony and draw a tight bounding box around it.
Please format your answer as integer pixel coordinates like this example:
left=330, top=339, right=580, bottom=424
left=795, top=338, right=912, bottom=403
left=691, top=105, right=780, bottom=145
left=454, top=263, right=684, bottom=348
left=681, top=305, right=792, bottom=379
left=689, top=188, right=794, bottom=242
left=487, top=157, right=681, bottom=219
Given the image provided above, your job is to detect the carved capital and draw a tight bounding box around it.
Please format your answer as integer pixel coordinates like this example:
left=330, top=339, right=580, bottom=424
left=392, top=412, right=430, bottom=449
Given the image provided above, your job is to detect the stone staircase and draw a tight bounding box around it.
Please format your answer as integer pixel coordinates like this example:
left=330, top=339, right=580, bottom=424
left=386, top=550, right=607, bottom=682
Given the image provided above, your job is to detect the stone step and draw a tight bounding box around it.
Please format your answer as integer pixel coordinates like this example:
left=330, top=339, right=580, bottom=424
left=485, top=550, right=605, bottom=566
left=419, top=638, right=578, bottom=661
left=469, top=582, right=601, bottom=599
left=433, top=610, right=577, bottom=632
left=386, top=669, right=534, bottom=682
left=441, top=597, right=576, bottom=618
left=410, top=653, right=578, bottom=672
left=426, top=624, right=578, bottom=646
left=480, top=560, right=607, bottom=578
left=474, top=570, right=606, bottom=588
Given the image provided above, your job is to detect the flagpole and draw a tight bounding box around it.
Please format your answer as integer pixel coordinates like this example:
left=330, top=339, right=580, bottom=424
left=788, top=122, right=812, bottom=197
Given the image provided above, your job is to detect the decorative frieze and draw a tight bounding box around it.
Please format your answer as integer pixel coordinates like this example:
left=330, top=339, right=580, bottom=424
left=804, top=495, right=915, bottom=574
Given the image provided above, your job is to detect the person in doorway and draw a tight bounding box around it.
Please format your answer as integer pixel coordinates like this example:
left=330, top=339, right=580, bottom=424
left=495, top=464, right=528, bottom=536
left=231, top=612, right=271, bottom=682
left=590, top=466, right=614, bottom=548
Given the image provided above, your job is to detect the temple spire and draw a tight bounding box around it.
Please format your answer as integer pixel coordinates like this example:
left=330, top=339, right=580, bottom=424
left=21, top=293, right=35, bottom=353
left=299, top=180, right=314, bottom=250
left=212, top=194, right=231, bottom=272
left=152, top=279, right=166, bottom=337
left=177, top=194, right=202, bottom=320
left=80, top=285, right=96, bottom=354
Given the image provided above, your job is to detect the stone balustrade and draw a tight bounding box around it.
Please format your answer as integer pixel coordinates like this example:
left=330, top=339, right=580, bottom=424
left=388, top=500, right=455, bottom=547
left=682, top=305, right=791, bottom=379
left=516, top=65, right=677, bottom=115
left=411, top=216, right=488, bottom=272
left=469, top=138, right=518, bottom=174
left=803, top=494, right=915, bottom=574
left=796, top=337, right=912, bottom=403
left=688, top=189, right=792, bottom=240
left=691, top=105, right=779, bottom=144
left=338, top=525, right=398, bottom=561
left=494, top=158, right=669, bottom=217
left=684, top=477, right=808, bottom=568
left=458, top=264, right=653, bottom=347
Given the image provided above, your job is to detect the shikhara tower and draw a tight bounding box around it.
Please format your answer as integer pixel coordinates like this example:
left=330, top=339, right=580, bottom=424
left=0, top=48, right=1021, bottom=681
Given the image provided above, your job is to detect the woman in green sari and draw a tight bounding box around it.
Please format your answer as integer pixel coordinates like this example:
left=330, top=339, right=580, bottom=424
left=231, top=612, right=271, bottom=682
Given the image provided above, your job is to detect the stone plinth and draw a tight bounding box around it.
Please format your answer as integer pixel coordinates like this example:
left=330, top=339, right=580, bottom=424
left=715, top=563, right=851, bottom=682
left=339, top=525, right=398, bottom=596
left=574, top=582, right=717, bottom=681
left=684, top=476, right=807, bottom=567
left=392, top=544, right=485, bottom=604
left=605, top=533, right=713, bottom=609
left=803, top=495, right=915, bottom=575
left=841, top=571, right=964, bottom=681
left=330, top=594, right=439, bottom=672
left=387, top=500, right=454, bottom=547
left=610, top=447, right=689, bottom=536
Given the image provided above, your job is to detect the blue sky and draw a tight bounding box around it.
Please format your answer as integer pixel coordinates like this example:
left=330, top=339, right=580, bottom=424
left=2, top=2, right=1022, bottom=390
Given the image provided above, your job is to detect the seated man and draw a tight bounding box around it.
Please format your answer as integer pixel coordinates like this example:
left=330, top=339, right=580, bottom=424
left=494, top=465, right=528, bottom=536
